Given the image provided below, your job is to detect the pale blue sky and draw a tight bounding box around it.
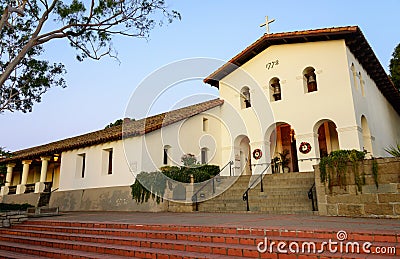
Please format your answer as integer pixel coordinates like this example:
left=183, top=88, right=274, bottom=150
left=1, top=0, right=399, bottom=151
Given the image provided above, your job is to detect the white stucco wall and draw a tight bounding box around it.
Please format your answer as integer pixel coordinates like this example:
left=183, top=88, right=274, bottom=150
left=58, top=106, right=224, bottom=191
left=141, top=106, right=224, bottom=172
left=58, top=139, right=139, bottom=191
left=346, top=48, right=400, bottom=157
left=218, top=40, right=388, bottom=172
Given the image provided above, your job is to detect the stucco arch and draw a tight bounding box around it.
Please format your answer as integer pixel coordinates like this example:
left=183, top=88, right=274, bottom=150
left=361, top=115, right=373, bottom=156
left=233, top=135, right=252, bottom=175
left=313, top=119, right=339, bottom=157
left=265, top=122, right=298, bottom=172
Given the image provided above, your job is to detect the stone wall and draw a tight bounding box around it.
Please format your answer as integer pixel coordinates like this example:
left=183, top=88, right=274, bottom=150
left=48, top=185, right=195, bottom=212
left=0, top=211, right=28, bottom=228
left=1, top=193, right=40, bottom=206
left=315, top=157, right=400, bottom=218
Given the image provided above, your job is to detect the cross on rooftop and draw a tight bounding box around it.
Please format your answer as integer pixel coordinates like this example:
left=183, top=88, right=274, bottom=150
left=260, top=16, right=275, bottom=34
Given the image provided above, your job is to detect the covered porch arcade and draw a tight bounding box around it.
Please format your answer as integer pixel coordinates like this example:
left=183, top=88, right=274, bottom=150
left=1, top=155, right=60, bottom=196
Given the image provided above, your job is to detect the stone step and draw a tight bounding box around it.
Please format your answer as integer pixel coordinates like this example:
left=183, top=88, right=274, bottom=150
left=4, top=220, right=398, bottom=258
left=0, top=249, right=49, bottom=259
left=0, top=234, right=241, bottom=259
left=0, top=240, right=132, bottom=259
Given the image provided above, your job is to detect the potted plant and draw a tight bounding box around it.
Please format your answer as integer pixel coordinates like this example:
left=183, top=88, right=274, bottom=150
left=279, top=149, right=291, bottom=173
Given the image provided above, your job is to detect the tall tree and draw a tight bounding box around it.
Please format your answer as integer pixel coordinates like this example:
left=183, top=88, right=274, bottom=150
left=389, top=43, right=400, bottom=91
left=0, top=0, right=180, bottom=113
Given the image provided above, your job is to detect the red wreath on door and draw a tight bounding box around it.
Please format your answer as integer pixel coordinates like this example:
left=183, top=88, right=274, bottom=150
left=252, top=149, right=262, bottom=160
left=299, top=142, right=312, bottom=154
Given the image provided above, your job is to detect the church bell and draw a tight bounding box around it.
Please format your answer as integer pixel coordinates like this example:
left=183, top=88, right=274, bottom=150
left=273, top=83, right=281, bottom=95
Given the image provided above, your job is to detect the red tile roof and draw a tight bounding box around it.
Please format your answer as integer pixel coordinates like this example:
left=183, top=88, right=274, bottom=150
left=1, top=99, right=224, bottom=163
left=204, top=26, right=400, bottom=115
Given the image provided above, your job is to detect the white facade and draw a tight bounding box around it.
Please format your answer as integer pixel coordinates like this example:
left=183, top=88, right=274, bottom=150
left=2, top=26, right=400, bottom=195
left=58, top=106, right=224, bottom=191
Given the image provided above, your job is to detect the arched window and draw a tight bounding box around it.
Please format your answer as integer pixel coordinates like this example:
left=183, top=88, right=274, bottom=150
left=201, top=148, right=208, bottom=164
left=240, top=86, right=251, bottom=109
left=303, top=67, right=317, bottom=93
left=359, top=72, right=365, bottom=97
left=361, top=115, right=373, bottom=157
left=350, top=63, right=358, bottom=89
left=269, top=77, right=281, bottom=102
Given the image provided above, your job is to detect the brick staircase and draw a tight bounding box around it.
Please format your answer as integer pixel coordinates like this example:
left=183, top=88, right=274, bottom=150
left=0, top=219, right=398, bottom=258
left=196, top=172, right=315, bottom=214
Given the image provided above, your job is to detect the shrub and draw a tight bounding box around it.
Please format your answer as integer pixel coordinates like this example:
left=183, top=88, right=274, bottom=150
left=384, top=142, right=400, bottom=157
left=319, top=149, right=367, bottom=193
left=131, top=164, right=220, bottom=204
left=0, top=203, right=33, bottom=212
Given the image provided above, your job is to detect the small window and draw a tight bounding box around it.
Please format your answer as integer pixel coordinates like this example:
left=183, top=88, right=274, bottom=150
left=201, top=148, right=208, bottom=164
left=77, top=153, right=86, bottom=178
left=163, top=145, right=171, bottom=165
left=240, top=86, right=251, bottom=109
left=107, top=149, right=113, bottom=174
left=303, top=67, right=317, bottom=93
left=202, top=118, right=209, bottom=132
left=350, top=63, right=358, bottom=89
left=359, top=72, right=365, bottom=97
left=269, top=77, right=281, bottom=102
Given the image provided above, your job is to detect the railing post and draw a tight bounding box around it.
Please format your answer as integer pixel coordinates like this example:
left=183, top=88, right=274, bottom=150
left=229, top=161, right=232, bottom=176
left=212, top=178, right=215, bottom=194
left=308, top=183, right=316, bottom=211
left=193, top=194, right=198, bottom=211
left=243, top=190, right=249, bottom=211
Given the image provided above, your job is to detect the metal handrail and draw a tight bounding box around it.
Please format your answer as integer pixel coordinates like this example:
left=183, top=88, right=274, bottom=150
left=242, top=164, right=270, bottom=211
left=191, top=160, right=233, bottom=211
left=308, top=183, right=318, bottom=211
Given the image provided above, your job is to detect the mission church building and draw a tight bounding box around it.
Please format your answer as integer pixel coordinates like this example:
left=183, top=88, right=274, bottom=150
left=1, top=26, right=400, bottom=211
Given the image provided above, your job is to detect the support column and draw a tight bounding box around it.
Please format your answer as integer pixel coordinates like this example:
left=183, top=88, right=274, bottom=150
left=35, top=156, right=51, bottom=193
left=5, top=163, right=15, bottom=187
left=296, top=133, right=320, bottom=172
left=337, top=126, right=363, bottom=150
left=1, top=163, right=16, bottom=196
left=16, top=160, right=31, bottom=194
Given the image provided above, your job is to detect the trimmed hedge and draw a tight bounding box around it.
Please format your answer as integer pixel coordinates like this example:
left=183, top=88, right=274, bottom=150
left=0, top=203, right=33, bottom=212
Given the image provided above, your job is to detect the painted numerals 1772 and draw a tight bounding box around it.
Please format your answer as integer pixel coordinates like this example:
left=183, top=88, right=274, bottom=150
left=266, top=60, right=279, bottom=70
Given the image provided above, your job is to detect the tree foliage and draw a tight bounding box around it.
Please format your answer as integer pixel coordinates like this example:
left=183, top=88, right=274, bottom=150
left=105, top=117, right=135, bottom=128
left=389, top=43, right=400, bottom=91
left=0, top=0, right=180, bottom=113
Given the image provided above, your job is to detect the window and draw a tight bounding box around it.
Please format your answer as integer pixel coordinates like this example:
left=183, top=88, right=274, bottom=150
left=240, top=86, right=251, bottom=109
left=350, top=63, right=358, bottom=89
left=359, top=72, right=365, bottom=97
left=303, top=67, right=317, bottom=93
left=77, top=153, right=86, bottom=178
left=203, top=118, right=209, bottom=132
left=201, top=148, right=208, bottom=164
left=163, top=145, right=171, bottom=165
left=108, top=149, right=113, bottom=174
left=269, top=77, right=281, bottom=101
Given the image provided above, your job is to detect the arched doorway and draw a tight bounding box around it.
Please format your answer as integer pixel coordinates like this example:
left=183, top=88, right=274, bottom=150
left=234, top=135, right=252, bottom=175
left=268, top=123, right=299, bottom=173
left=315, top=120, right=339, bottom=157
left=361, top=116, right=373, bottom=157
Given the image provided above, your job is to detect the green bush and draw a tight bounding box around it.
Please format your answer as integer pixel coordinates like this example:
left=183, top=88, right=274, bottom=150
left=319, top=149, right=367, bottom=193
left=131, top=165, right=220, bottom=204
left=384, top=142, right=400, bottom=157
left=0, top=203, right=33, bottom=212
